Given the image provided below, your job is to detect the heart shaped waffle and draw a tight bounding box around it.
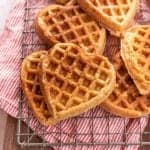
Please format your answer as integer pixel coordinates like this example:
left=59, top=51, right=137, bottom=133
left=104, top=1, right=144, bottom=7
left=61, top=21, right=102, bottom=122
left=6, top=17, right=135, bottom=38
left=78, top=0, right=139, bottom=36
left=121, top=25, right=150, bottom=95
left=40, top=43, right=116, bottom=120
left=35, top=3, right=106, bottom=54
left=101, top=51, right=150, bottom=118
left=21, top=51, right=59, bottom=125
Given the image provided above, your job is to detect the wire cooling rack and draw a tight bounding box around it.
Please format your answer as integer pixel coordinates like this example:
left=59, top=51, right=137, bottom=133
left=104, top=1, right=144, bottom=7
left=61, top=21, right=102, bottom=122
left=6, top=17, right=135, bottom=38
left=17, top=0, right=150, bottom=149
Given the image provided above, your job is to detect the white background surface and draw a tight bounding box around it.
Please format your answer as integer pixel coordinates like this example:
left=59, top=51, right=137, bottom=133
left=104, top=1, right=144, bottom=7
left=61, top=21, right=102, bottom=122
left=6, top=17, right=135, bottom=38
left=0, top=0, right=14, bottom=33
left=0, top=1, right=14, bottom=150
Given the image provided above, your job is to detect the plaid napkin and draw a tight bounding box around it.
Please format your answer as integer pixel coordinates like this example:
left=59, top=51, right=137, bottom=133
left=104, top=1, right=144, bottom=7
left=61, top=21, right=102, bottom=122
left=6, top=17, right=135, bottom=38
left=0, top=0, right=149, bottom=150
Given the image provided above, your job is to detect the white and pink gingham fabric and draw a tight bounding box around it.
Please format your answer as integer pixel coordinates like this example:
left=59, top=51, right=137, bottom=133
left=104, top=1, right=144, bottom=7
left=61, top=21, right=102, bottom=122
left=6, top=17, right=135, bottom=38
left=0, top=0, right=150, bottom=150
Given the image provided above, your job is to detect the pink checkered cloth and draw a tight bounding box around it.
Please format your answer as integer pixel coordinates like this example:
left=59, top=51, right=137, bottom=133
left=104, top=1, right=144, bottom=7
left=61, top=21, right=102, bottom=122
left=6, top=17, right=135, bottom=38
left=0, top=0, right=149, bottom=150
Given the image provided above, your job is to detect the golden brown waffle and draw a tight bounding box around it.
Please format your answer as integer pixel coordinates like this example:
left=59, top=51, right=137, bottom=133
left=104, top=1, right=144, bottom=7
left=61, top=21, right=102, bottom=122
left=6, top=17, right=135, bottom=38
left=21, top=51, right=59, bottom=125
left=121, top=25, right=150, bottom=95
left=40, top=43, right=116, bottom=120
left=35, top=3, right=106, bottom=54
left=101, top=51, right=150, bottom=118
left=77, top=0, right=139, bottom=36
left=56, top=0, right=70, bottom=4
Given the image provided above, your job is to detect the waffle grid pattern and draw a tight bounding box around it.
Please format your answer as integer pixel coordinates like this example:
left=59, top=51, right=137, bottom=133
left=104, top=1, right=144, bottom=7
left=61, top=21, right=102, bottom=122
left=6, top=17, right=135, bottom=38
left=36, top=4, right=106, bottom=54
left=17, top=0, right=150, bottom=148
left=41, top=43, right=114, bottom=118
left=21, top=51, right=53, bottom=124
left=101, top=52, right=150, bottom=117
left=132, top=26, right=150, bottom=73
left=121, top=25, right=150, bottom=95
left=90, top=0, right=133, bottom=24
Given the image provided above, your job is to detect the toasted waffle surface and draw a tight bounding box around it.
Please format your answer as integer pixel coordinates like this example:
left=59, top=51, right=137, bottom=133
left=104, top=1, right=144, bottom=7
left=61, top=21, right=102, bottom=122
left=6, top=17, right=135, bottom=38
left=56, top=0, right=69, bottom=4
left=121, top=25, right=150, bottom=95
left=101, top=51, right=150, bottom=118
left=40, top=43, right=116, bottom=120
left=21, top=51, right=59, bottom=125
left=35, top=3, right=106, bottom=54
left=77, top=0, right=139, bottom=36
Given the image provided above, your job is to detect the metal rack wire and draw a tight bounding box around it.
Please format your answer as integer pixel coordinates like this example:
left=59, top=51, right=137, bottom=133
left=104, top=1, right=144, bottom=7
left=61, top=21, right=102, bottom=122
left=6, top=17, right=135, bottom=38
left=17, top=0, right=150, bottom=149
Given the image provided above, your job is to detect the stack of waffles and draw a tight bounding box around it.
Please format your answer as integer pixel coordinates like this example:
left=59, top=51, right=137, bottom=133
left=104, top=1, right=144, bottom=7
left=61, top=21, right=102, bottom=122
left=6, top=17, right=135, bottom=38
left=21, top=0, right=150, bottom=126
